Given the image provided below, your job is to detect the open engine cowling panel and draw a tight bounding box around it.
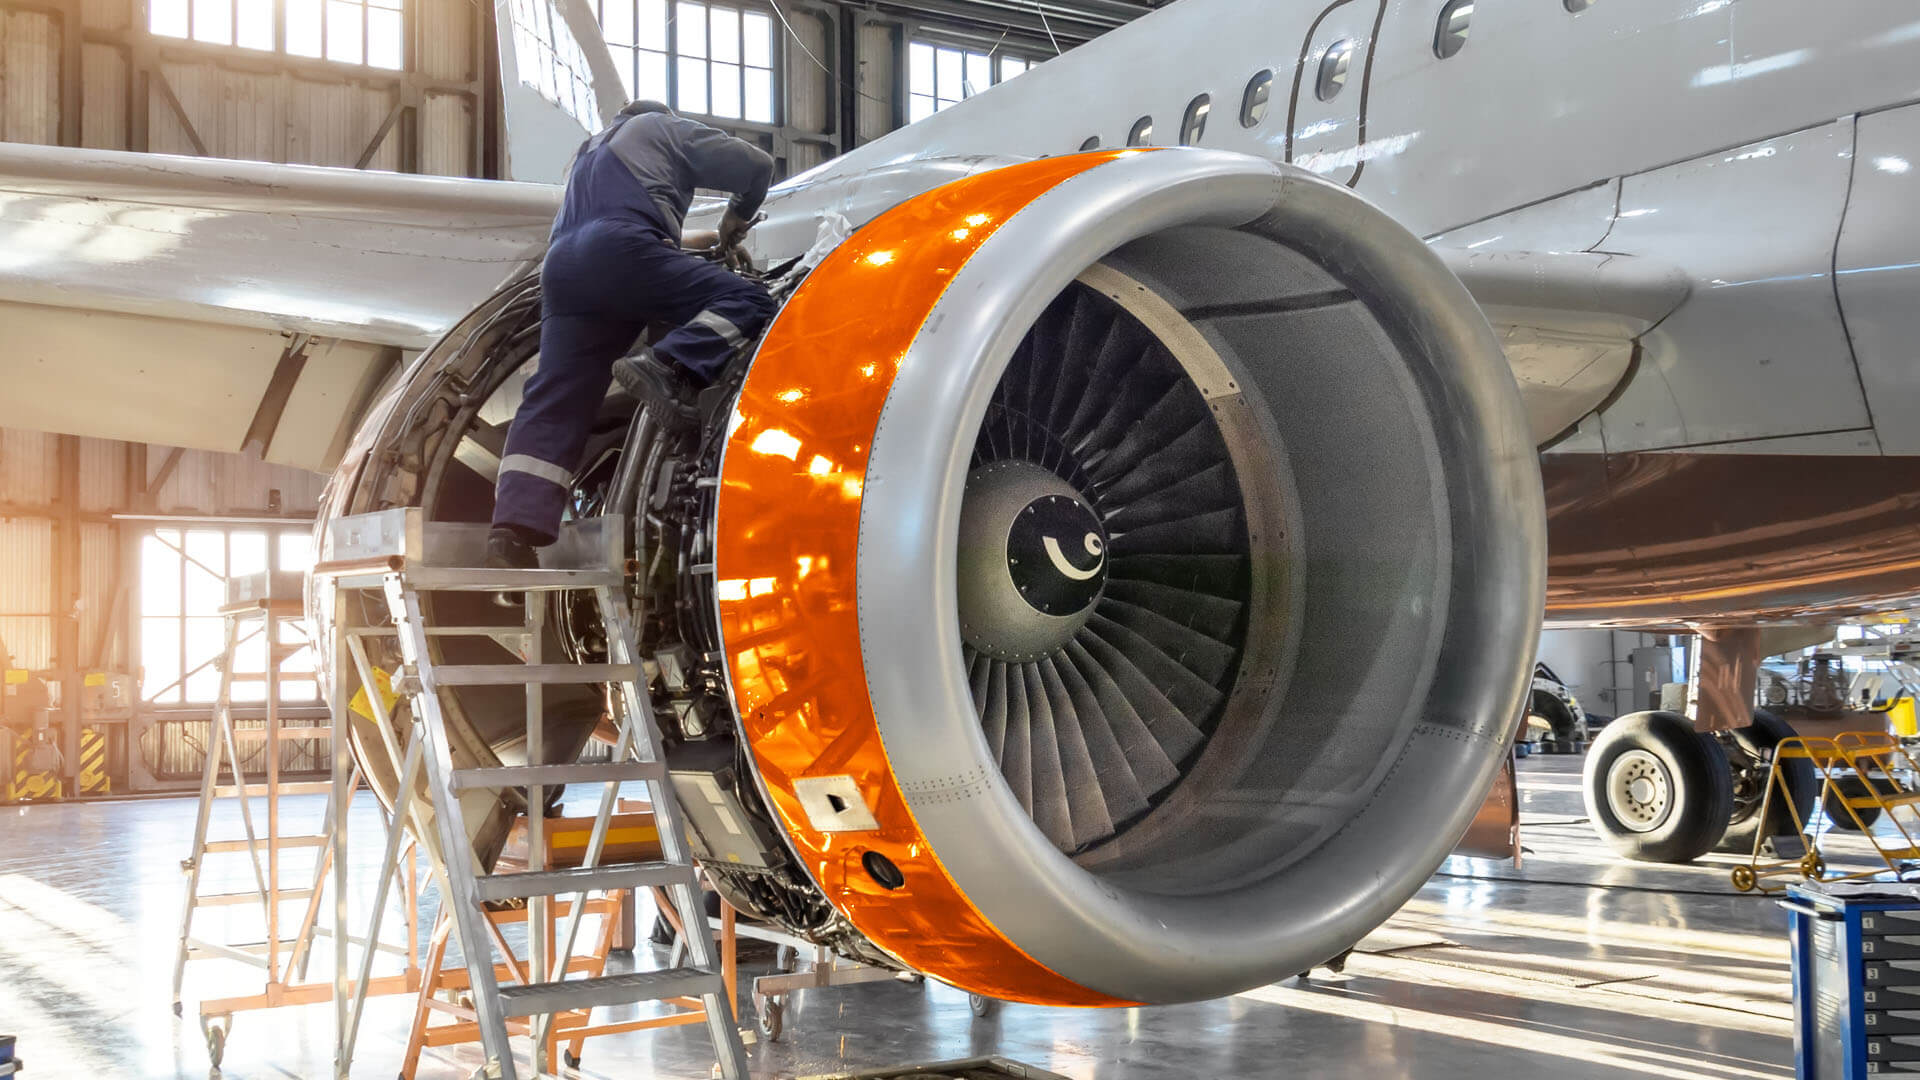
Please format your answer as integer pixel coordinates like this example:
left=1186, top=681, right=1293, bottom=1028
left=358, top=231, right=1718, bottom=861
left=315, top=149, right=1545, bottom=1009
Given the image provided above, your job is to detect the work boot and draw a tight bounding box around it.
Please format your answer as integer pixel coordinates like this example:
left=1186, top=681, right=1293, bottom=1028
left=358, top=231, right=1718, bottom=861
left=484, top=526, right=538, bottom=570
left=612, top=348, right=701, bottom=431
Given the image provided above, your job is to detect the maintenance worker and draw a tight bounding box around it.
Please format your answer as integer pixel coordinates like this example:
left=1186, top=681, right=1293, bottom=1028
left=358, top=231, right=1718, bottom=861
left=486, top=100, right=777, bottom=570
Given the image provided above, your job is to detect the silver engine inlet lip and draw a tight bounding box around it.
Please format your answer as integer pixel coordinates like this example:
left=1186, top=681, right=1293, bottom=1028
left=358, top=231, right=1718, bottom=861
left=853, top=148, right=1545, bottom=1003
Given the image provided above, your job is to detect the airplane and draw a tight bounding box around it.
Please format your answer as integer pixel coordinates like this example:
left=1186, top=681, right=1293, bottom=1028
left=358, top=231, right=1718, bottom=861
left=4, top=0, right=1920, bottom=1010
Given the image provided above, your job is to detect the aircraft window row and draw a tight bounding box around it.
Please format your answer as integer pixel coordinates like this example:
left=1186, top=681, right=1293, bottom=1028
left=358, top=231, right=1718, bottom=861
left=1435, top=0, right=1473, bottom=59
left=149, top=0, right=404, bottom=69
left=1316, top=38, right=1355, bottom=101
left=1080, top=0, right=1577, bottom=154
left=908, top=40, right=1034, bottom=122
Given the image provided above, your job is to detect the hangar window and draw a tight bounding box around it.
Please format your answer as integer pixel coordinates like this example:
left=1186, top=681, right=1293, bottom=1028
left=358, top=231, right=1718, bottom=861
left=1079, top=135, right=1101, bottom=152
left=1315, top=39, right=1355, bottom=101
left=1240, top=69, right=1273, bottom=127
left=598, top=2, right=776, bottom=123
left=140, top=528, right=319, bottom=707
left=908, top=40, right=1039, bottom=122
left=150, top=0, right=404, bottom=70
left=1434, top=0, right=1473, bottom=59
left=1179, top=94, right=1211, bottom=145
left=1127, top=116, right=1154, bottom=147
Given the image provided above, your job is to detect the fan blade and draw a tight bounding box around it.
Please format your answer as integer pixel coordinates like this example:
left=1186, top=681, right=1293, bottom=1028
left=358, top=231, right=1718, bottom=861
left=1050, top=653, right=1150, bottom=824
left=967, top=649, right=989, bottom=710
left=1063, top=639, right=1183, bottom=795
left=1087, top=613, right=1227, bottom=721
left=983, top=660, right=1010, bottom=764
left=1001, top=663, right=1035, bottom=814
left=1091, top=431, right=1234, bottom=510
left=1110, top=506, right=1245, bottom=557
left=1061, top=306, right=1150, bottom=445
left=1095, top=598, right=1241, bottom=686
left=1103, top=578, right=1245, bottom=642
left=1108, top=553, right=1249, bottom=598
left=1038, top=658, right=1118, bottom=848
left=1083, top=388, right=1209, bottom=486
left=1099, top=463, right=1240, bottom=534
left=1023, top=662, right=1075, bottom=848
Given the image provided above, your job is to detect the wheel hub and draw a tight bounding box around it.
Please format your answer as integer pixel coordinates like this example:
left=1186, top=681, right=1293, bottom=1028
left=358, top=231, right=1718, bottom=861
left=957, top=461, right=1108, bottom=662
left=1607, top=748, right=1674, bottom=833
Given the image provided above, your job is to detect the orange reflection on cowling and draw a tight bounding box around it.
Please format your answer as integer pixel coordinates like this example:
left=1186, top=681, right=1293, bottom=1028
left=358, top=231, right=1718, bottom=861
left=714, top=152, right=1137, bottom=1006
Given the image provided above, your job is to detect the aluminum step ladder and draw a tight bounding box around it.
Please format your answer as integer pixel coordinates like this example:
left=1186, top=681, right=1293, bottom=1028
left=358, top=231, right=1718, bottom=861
left=315, top=509, right=748, bottom=1080
left=171, top=571, right=348, bottom=1020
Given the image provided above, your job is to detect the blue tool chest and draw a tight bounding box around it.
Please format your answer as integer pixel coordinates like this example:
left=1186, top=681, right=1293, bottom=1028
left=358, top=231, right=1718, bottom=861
left=1788, top=883, right=1920, bottom=1077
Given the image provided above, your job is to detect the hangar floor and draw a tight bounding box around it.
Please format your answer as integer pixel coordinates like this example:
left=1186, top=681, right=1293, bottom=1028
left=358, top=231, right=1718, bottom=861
left=0, top=754, right=1835, bottom=1079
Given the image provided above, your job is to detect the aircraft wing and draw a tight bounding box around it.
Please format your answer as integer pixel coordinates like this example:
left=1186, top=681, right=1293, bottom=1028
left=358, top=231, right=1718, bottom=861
left=1437, top=249, right=1691, bottom=446
left=0, top=143, right=558, bottom=471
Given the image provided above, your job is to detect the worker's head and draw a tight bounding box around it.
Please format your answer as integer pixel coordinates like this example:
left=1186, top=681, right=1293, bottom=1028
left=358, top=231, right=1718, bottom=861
left=620, top=100, right=674, bottom=117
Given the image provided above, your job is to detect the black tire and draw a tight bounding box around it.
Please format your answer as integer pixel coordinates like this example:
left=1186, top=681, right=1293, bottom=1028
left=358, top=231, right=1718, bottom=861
left=1530, top=690, right=1583, bottom=753
left=1825, top=775, right=1883, bottom=831
left=1583, top=710, right=1734, bottom=863
left=1717, top=709, right=1817, bottom=856
left=758, top=999, right=783, bottom=1042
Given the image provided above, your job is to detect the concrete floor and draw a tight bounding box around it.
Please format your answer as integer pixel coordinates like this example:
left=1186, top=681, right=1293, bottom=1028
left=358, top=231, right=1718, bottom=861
left=0, top=754, right=1862, bottom=1079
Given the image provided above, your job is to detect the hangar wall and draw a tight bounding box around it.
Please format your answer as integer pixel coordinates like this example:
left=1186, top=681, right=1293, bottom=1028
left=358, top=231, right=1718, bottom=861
left=0, top=0, right=1079, bottom=792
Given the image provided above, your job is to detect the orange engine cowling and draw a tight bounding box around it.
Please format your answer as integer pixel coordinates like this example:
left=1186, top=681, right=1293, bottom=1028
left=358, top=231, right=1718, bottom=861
left=711, top=150, right=1545, bottom=1005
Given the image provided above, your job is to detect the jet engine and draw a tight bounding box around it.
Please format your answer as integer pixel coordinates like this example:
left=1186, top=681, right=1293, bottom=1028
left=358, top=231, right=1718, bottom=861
left=315, top=149, right=1545, bottom=1006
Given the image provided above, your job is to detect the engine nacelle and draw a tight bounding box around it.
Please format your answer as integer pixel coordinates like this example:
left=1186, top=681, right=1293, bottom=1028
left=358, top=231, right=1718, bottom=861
left=317, top=148, right=1544, bottom=1008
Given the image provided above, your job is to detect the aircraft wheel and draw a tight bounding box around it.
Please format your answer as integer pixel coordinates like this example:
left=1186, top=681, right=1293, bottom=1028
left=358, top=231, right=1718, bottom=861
left=1583, top=711, right=1734, bottom=863
left=1717, top=710, right=1817, bottom=856
left=1530, top=691, right=1584, bottom=754
left=1825, top=776, right=1882, bottom=830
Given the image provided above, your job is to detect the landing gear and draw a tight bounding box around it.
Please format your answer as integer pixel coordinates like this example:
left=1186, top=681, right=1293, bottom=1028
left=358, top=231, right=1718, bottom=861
left=1583, top=711, right=1733, bottom=863
left=1716, top=709, right=1816, bottom=856
left=1529, top=689, right=1585, bottom=755
left=1826, top=776, right=1882, bottom=830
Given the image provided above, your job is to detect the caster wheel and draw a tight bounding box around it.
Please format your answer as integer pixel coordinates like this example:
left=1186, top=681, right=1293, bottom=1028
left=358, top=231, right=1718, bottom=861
left=968, top=993, right=998, bottom=1018
left=1800, top=852, right=1826, bottom=880
left=564, top=1050, right=581, bottom=1068
left=1730, top=864, right=1757, bottom=892
left=759, top=999, right=784, bottom=1042
left=204, top=1021, right=228, bottom=1067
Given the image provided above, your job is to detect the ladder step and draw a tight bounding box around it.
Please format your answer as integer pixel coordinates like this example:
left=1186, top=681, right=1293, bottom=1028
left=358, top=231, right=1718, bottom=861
left=395, top=567, right=622, bottom=593
left=450, top=761, right=664, bottom=791
left=496, top=967, right=724, bottom=1016
left=431, top=664, right=639, bottom=687
left=196, top=889, right=315, bottom=907
left=471, top=861, right=687, bottom=902
left=203, top=835, right=330, bottom=853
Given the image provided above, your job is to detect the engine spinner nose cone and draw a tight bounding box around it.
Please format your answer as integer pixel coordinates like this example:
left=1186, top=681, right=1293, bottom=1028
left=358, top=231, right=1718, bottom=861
left=959, top=461, right=1107, bottom=663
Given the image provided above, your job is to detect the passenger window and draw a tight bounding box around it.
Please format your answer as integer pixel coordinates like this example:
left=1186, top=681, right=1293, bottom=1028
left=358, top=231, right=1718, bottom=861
left=1127, top=116, right=1154, bottom=147
left=1179, top=94, right=1211, bottom=145
left=1434, top=0, right=1472, bottom=59
left=1315, top=39, right=1355, bottom=101
left=1564, top=0, right=1593, bottom=9
left=1240, top=70, right=1273, bottom=128
left=1079, top=135, right=1101, bottom=152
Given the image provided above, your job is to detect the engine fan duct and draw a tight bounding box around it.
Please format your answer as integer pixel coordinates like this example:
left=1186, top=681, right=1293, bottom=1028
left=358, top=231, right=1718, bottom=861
left=717, top=150, right=1544, bottom=1005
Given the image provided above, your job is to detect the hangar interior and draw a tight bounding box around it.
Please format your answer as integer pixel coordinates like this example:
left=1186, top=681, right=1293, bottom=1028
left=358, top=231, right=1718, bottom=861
left=3, top=1, right=1920, bottom=1079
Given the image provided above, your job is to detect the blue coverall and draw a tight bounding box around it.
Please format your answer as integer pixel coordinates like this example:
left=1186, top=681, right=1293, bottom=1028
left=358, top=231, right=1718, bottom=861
left=493, top=106, right=777, bottom=544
